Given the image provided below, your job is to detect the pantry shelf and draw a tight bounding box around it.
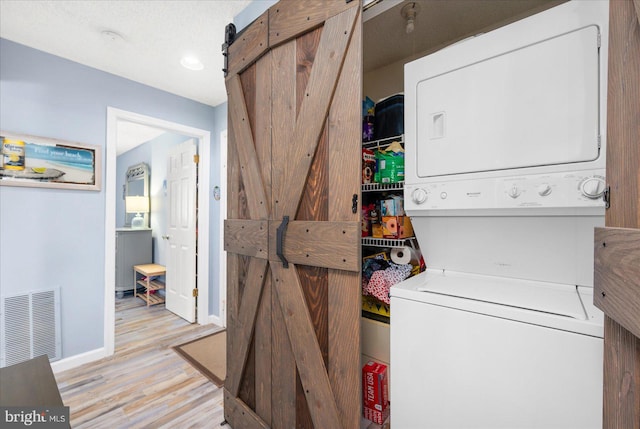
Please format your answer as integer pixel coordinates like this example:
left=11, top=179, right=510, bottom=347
left=361, top=237, right=418, bottom=248
left=362, top=134, right=404, bottom=150
left=362, top=182, right=404, bottom=192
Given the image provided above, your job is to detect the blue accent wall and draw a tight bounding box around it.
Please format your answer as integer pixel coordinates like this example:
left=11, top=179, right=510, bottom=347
left=116, top=133, right=191, bottom=265
left=0, top=38, right=226, bottom=360
left=116, top=147, right=152, bottom=229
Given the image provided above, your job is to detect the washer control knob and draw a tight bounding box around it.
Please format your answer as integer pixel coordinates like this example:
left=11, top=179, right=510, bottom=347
left=537, top=184, right=552, bottom=196
left=412, top=188, right=428, bottom=204
left=581, top=177, right=606, bottom=199
left=508, top=186, right=521, bottom=199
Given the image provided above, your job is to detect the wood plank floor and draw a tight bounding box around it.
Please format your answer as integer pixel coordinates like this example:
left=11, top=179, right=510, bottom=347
left=54, top=295, right=227, bottom=428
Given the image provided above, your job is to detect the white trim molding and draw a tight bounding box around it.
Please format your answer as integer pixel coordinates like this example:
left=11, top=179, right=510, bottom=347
left=104, top=107, right=212, bottom=361
left=51, top=347, right=107, bottom=374
left=218, top=129, right=228, bottom=328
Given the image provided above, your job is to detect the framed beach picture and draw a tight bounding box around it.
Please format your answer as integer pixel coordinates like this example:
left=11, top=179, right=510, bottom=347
left=0, top=131, right=101, bottom=191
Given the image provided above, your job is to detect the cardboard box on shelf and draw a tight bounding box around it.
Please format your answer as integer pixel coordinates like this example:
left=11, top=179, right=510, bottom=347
left=362, top=203, right=374, bottom=237
left=362, top=361, right=390, bottom=425
left=376, top=146, right=404, bottom=184
left=362, top=148, right=376, bottom=184
left=370, top=207, right=383, bottom=238
left=371, top=223, right=384, bottom=238
left=380, top=195, right=405, bottom=216
left=381, top=216, right=414, bottom=239
left=362, top=295, right=390, bottom=318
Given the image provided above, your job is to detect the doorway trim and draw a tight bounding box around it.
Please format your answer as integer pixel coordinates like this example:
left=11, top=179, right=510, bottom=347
left=105, top=107, right=211, bottom=356
left=218, top=129, right=228, bottom=328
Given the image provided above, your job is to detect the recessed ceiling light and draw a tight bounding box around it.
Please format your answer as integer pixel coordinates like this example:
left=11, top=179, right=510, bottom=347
left=180, top=56, right=204, bottom=71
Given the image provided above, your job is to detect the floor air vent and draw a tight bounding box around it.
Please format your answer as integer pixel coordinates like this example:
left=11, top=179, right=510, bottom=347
left=1, top=288, right=61, bottom=368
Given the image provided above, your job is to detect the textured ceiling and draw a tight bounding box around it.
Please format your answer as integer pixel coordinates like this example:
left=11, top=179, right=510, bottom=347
left=1, top=0, right=564, bottom=106
left=0, top=0, right=251, bottom=108
left=1, top=0, right=563, bottom=152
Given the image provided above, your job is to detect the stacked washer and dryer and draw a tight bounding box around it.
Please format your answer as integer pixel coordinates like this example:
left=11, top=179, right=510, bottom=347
left=390, top=1, right=609, bottom=428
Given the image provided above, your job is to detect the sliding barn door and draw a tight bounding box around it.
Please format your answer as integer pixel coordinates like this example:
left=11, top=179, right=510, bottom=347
left=224, top=1, right=362, bottom=428
left=594, top=0, right=640, bottom=427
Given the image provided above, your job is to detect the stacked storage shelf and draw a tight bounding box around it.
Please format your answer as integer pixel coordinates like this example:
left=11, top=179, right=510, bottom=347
left=133, top=264, right=166, bottom=307
left=362, top=93, right=421, bottom=428
left=361, top=134, right=424, bottom=324
left=361, top=132, right=424, bottom=427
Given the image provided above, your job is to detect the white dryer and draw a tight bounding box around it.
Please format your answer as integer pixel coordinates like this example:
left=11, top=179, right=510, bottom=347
left=391, top=1, right=609, bottom=428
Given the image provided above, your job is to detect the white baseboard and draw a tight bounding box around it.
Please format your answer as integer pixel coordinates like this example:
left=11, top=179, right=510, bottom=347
left=208, top=314, right=224, bottom=328
left=51, top=347, right=109, bottom=374
left=51, top=315, right=224, bottom=374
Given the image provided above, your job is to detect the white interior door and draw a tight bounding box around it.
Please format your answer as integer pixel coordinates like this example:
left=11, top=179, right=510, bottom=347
left=166, top=138, right=197, bottom=323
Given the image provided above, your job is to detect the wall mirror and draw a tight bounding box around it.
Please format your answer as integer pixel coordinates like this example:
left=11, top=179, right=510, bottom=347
left=125, top=163, right=149, bottom=228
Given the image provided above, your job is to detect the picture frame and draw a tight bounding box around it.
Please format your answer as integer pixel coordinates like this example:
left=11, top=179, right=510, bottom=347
left=0, top=131, right=102, bottom=191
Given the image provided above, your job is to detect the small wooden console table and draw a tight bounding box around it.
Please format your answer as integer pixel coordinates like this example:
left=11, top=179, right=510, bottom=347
left=133, top=263, right=166, bottom=306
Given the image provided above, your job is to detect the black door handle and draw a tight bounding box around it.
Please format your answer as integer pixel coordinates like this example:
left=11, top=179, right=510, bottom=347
left=276, top=216, right=289, bottom=268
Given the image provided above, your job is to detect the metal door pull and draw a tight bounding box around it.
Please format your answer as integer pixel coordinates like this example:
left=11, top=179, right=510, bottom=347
left=276, top=216, right=289, bottom=268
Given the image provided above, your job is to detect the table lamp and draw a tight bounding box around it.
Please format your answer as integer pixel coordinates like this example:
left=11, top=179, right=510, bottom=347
left=126, top=195, right=149, bottom=229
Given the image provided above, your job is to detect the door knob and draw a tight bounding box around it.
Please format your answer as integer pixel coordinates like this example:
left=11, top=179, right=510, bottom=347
left=162, top=235, right=170, bottom=240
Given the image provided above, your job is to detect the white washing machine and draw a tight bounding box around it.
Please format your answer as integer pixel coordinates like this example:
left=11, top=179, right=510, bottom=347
left=391, top=270, right=603, bottom=429
left=392, top=1, right=609, bottom=427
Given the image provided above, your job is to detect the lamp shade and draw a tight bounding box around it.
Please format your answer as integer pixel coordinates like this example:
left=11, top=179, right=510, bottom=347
left=125, top=196, right=149, bottom=214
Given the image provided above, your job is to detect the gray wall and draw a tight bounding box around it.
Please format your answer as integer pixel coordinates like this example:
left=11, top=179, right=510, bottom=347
left=0, top=38, right=225, bottom=360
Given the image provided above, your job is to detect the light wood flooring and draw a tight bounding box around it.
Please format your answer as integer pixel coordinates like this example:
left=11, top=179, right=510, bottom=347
left=54, top=295, right=226, bottom=428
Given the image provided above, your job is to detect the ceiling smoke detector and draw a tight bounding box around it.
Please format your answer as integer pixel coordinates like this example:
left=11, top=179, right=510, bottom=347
left=401, top=2, right=420, bottom=34
left=101, top=30, right=124, bottom=43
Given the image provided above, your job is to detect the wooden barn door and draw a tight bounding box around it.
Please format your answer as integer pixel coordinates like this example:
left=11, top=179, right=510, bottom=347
left=594, top=0, right=640, bottom=427
left=224, top=2, right=362, bottom=428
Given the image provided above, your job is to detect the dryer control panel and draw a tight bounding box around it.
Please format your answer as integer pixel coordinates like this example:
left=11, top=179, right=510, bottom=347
left=405, top=170, right=606, bottom=214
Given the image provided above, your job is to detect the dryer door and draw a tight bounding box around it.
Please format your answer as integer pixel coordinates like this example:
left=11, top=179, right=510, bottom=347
left=415, top=25, right=601, bottom=177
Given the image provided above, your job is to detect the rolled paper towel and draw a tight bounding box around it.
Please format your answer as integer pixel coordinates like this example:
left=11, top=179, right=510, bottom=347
left=391, top=246, right=418, bottom=265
